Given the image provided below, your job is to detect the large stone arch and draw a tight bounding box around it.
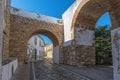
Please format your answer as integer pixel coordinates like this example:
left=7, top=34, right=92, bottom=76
left=72, top=0, right=111, bottom=29
left=9, top=10, right=63, bottom=64
left=63, top=0, right=111, bottom=67
left=69, top=0, right=120, bottom=80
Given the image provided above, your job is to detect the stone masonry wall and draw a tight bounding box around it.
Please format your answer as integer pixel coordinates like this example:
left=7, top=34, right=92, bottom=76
left=62, top=27, right=95, bottom=66
left=2, top=0, right=10, bottom=58
left=63, top=45, right=95, bottom=66
left=9, top=14, right=63, bottom=62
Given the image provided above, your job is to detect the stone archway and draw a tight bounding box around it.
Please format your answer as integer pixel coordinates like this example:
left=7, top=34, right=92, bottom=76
left=28, top=30, right=61, bottom=64
left=71, top=0, right=111, bottom=30
left=70, top=0, right=120, bottom=80
left=9, top=9, right=63, bottom=64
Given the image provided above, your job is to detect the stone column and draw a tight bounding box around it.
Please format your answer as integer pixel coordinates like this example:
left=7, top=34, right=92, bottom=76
left=0, top=0, right=5, bottom=79
left=62, top=27, right=95, bottom=66
left=74, top=27, right=95, bottom=66
left=2, top=0, right=10, bottom=58
left=111, top=27, right=120, bottom=80
left=53, top=45, right=59, bottom=64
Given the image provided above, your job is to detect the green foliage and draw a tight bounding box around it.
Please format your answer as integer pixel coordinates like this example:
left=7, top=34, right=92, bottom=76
left=95, top=26, right=112, bottom=64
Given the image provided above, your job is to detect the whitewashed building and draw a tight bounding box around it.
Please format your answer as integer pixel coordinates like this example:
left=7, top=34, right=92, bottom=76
left=27, top=35, right=45, bottom=60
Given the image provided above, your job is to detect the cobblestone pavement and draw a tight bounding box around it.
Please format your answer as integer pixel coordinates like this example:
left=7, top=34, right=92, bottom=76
left=61, top=65, right=113, bottom=80
left=10, top=63, right=29, bottom=80
left=11, top=59, right=113, bottom=80
left=33, top=59, right=91, bottom=80
left=33, top=58, right=113, bottom=80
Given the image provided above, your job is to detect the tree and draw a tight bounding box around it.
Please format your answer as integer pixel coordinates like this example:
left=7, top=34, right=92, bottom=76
left=95, top=26, right=112, bottom=65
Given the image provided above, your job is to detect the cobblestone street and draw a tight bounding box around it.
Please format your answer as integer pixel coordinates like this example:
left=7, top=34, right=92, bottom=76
left=33, top=59, right=91, bottom=80
left=10, top=58, right=113, bottom=80
left=33, top=59, right=113, bottom=80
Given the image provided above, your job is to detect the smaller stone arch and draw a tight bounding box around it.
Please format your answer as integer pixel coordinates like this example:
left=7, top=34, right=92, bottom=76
left=26, top=29, right=61, bottom=64
left=27, top=29, right=60, bottom=46
left=9, top=14, right=63, bottom=64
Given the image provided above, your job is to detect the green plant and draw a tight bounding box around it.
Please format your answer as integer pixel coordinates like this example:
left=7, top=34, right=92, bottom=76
left=95, top=26, right=112, bottom=64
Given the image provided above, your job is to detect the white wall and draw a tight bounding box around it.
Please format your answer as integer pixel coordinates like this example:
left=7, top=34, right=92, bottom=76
left=2, top=59, right=18, bottom=80
left=111, top=27, right=120, bottom=80
left=75, top=27, right=95, bottom=46
left=0, top=0, right=5, bottom=79
left=62, top=0, right=82, bottom=42
left=44, top=44, right=53, bottom=58
left=63, top=27, right=95, bottom=46
left=63, top=40, right=73, bottom=46
left=53, top=46, right=59, bottom=64
left=10, top=8, right=63, bottom=25
left=27, top=35, right=45, bottom=60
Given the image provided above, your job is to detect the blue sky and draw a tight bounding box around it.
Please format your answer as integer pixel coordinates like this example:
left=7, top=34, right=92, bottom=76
left=11, top=0, right=75, bottom=18
left=39, top=34, right=52, bottom=44
left=11, top=0, right=112, bottom=44
left=96, top=12, right=112, bottom=27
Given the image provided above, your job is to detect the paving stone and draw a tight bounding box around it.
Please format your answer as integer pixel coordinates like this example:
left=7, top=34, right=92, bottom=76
left=34, top=59, right=91, bottom=80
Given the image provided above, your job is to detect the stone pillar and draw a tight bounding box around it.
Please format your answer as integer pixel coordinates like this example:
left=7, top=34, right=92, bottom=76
left=0, top=0, right=5, bottom=79
left=62, top=27, right=95, bottom=66
left=59, top=45, right=63, bottom=64
left=74, top=27, right=95, bottom=66
left=53, top=45, right=59, bottom=64
left=111, top=27, right=120, bottom=80
left=2, top=0, right=10, bottom=58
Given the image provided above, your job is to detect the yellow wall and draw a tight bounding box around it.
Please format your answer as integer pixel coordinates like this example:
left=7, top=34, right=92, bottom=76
left=44, top=44, right=53, bottom=58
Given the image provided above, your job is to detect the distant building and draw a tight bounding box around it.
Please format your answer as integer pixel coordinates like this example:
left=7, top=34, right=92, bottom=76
left=44, top=44, right=53, bottom=59
left=27, top=35, right=45, bottom=60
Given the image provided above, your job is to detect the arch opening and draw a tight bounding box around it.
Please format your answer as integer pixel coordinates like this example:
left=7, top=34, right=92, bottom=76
left=27, top=29, right=60, bottom=46
left=71, top=0, right=111, bottom=30
left=95, top=12, right=112, bottom=65
left=26, top=30, right=60, bottom=64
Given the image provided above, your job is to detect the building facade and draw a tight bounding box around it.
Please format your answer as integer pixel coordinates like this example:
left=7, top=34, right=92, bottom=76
left=27, top=35, right=45, bottom=60
left=44, top=44, right=53, bottom=59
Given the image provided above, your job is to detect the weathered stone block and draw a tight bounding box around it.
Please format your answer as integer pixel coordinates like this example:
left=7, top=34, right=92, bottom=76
left=63, top=45, right=95, bottom=66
